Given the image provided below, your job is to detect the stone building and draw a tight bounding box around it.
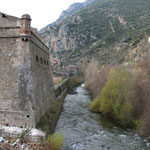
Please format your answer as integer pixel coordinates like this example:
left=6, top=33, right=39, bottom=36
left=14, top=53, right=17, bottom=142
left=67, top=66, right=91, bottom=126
left=0, top=12, right=55, bottom=128
left=66, top=65, right=79, bottom=77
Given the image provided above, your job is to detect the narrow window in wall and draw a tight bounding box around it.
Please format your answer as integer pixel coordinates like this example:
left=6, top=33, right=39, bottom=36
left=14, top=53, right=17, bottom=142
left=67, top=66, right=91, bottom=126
left=36, top=55, right=39, bottom=63
left=40, top=58, right=43, bottom=64
left=44, top=59, right=46, bottom=65
left=47, top=61, right=49, bottom=66
left=21, top=38, right=28, bottom=42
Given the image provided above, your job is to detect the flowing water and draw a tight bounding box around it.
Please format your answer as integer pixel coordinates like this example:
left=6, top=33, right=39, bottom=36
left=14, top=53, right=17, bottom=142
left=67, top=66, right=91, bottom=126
left=55, top=84, right=150, bottom=150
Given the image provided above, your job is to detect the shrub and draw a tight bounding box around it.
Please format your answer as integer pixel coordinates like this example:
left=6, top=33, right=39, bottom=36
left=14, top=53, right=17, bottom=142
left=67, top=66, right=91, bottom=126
left=89, top=58, right=150, bottom=133
left=140, top=101, right=150, bottom=136
left=87, top=58, right=150, bottom=133
left=115, top=101, right=133, bottom=126
left=44, top=132, right=64, bottom=150
left=69, top=76, right=83, bottom=86
left=99, top=68, right=135, bottom=127
left=67, top=76, right=83, bottom=92
left=132, top=74, right=150, bottom=118
left=134, top=58, right=150, bottom=135
left=84, top=58, right=100, bottom=97
left=94, top=65, right=112, bottom=98
left=90, top=96, right=101, bottom=113
left=85, top=59, right=111, bottom=98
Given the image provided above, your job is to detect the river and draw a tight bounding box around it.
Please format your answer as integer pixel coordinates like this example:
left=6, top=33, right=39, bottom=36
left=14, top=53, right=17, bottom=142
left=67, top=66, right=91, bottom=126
left=55, top=84, right=150, bottom=150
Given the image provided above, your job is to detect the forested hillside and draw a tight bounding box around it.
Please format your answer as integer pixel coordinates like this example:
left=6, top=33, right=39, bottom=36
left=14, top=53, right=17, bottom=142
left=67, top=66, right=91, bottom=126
left=41, top=0, right=150, bottom=65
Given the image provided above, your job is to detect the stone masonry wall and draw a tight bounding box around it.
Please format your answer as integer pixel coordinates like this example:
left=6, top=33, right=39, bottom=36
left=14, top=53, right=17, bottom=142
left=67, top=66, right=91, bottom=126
left=36, top=79, right=69, bottom=133
left=0, top=13, right=60, bottom=130
left=0, top=13, right=19, bottom=27
left=29, top=32, right=55, bottom=124
left=0, top=28, right=35, bottom=127
left=0, top=29, right=55, bottom=127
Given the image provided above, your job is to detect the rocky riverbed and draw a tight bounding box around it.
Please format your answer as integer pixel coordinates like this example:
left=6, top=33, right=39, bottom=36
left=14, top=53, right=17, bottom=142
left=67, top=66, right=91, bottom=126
left=56, top=84, right=150, bottom=150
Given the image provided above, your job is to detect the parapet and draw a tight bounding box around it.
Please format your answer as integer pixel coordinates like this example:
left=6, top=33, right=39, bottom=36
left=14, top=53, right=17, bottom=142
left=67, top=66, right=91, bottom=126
left=0, top=12, right=19, bottom=27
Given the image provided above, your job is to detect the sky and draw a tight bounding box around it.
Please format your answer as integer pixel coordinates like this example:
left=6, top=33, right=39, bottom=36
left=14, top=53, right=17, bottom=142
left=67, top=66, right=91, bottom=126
left=1, top=0, right=85, bottom=30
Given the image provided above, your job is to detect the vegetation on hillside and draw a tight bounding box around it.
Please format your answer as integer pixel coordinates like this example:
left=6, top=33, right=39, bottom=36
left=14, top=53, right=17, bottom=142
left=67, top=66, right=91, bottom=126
left=85, top=58, right=150, bottom=136
left=42, top=0, right=150, bottom=65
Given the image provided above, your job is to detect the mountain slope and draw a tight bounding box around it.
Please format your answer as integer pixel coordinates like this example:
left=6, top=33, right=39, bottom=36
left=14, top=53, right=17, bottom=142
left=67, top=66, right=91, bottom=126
left=40, top=2, right=88, bottom=32
left=41, top=0, right=150, bottom=65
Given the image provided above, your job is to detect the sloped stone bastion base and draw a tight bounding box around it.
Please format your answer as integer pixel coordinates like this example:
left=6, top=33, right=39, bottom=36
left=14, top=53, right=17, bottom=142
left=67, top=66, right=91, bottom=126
left=36, top=79, right=69, bottom=134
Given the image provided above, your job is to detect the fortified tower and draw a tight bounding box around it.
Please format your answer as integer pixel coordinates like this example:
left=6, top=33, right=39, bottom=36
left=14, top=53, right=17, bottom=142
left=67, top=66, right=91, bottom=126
left=0, top=12, right=55, bottom=128
left=20, top=14, right=31, bottom=40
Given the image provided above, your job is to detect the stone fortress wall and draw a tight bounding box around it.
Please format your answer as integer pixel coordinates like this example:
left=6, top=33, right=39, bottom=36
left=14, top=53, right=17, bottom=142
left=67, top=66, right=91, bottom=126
left=0, top=12, right=55, bottom=128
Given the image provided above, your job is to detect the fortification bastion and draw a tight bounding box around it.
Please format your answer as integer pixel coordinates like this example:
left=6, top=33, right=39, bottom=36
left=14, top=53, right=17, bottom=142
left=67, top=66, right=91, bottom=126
left=0, top=12, right=55, bottom=128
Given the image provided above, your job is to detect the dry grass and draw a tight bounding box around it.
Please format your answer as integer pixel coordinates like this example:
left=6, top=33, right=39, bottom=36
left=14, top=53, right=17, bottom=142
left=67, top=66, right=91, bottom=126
left=53, top=77, right=63, bottom=85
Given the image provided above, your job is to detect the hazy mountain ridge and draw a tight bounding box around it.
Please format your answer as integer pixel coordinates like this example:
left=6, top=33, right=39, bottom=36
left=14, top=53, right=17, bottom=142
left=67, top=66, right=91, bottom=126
left=40, top=1, right=88, bottom=32
left=57, top=3, right=85, bottom=23
left=41, top=0, right=150, bottom=66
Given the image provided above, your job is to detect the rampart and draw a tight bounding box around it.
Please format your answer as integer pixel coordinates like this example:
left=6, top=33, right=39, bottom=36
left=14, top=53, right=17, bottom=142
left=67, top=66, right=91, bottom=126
left=36, top=79, right=69, bottom=133
left=0, top=12, right=55, bottom=128
left=0, top=79, right=71, bottom=141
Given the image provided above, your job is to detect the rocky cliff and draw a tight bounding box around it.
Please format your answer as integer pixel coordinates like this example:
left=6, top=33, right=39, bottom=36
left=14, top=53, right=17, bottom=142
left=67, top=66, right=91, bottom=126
left=40, top=0, right=150, bottom=66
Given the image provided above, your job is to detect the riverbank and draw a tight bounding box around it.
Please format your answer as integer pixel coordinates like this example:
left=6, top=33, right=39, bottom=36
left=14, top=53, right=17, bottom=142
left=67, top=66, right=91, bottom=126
left=84, top=59, right=150, bottom=137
